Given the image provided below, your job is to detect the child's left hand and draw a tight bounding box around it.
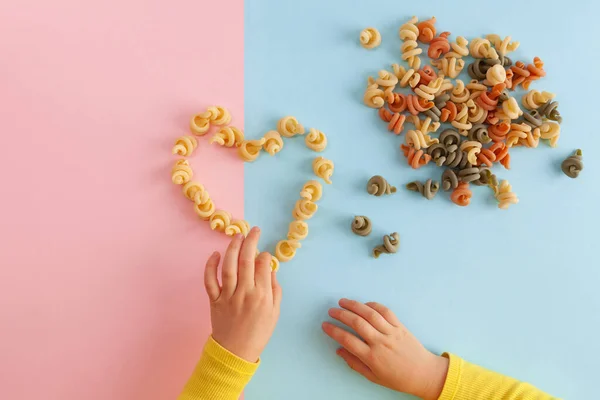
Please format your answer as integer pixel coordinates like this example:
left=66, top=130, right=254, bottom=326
left=204, top=227, right=282, bottom=363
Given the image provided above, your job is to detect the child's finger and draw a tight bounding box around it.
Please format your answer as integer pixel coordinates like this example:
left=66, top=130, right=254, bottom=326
left=272, top=271, right=282, bottom=310
left=204, top=252, right=221, bottom=302
left=328, top=308, right=380, bottom=341
left=221, top=234, right=243, bottom=296
left=322, top=322, right=369, bottom=360
left=336, top=348, right=378, bottom=382
left=339, top=298, right=393, bottom=334
left=237, top=227, right=260, bottom=288
left=365, top=301, right=402, bottom=327
left=254, top=252, right=272, bottom=290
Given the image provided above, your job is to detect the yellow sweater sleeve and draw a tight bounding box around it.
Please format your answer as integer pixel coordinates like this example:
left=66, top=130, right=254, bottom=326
left=177, top=336, right=259, bottom=400
left=438, top=353, right=559, bottom=400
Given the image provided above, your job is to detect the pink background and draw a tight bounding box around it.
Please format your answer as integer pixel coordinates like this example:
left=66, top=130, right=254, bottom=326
left=0, top=1, right=244, bottom=399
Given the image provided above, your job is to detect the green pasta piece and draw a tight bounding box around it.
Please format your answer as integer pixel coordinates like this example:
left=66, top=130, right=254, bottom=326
left=561, top=149, right=583, bottom=178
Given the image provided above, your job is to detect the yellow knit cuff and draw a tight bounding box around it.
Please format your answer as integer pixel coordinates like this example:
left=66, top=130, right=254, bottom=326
left=437, top=353, right=462, bottom=400
left=204, top=336, right=260, bottom=375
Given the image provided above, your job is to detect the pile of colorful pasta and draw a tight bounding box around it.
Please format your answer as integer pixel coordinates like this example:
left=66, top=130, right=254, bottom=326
left=362, top=17, right=567, bottom=208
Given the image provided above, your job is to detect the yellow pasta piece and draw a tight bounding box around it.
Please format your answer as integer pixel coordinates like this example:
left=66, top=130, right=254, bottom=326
left=208, top=210, right=232, bottom=232
left=364, top=84, right=385, bottom=108
left=300, top=180, right=323, bottom=202
left=497, top=97, right=523, bottom=121
left=172, top=159, right=193, bottom=185
left=209, top=126, right=245, bottom=147
left=485, top=64, right=506, bottom=86
left=399, top=17, right=422, bottom=69
left=407, top=115, right=440, bottom=133
left=305, top=128, right=327, bottom=152
left=522, top=90, right=556, bottom=110
left=182, top=181, right=205, bottom=202
left=225, top=219, right=251, bottom=237
left=269, top=255, right=280, bottom=272
left=469, top=37, right=492, bottom=58
left=287, top=220, right=309, bottom=241
left=446, top=36, right=469, bottom=58
left=275, top=239, right=301, bottom=263
left=450, top=79, right=470, bottom=104
left=313, top=156, right=334, bottom=184
left=405, top=129, right=439, bottom=150
left=238, top=138, right=266, bottom=162
left=172, top=136, right=198, bottom=157
left=360, top=27, right=382, bottom=49
left=539, top=122, right=560, bottom=147
left=190, top=106, right=231, bottom=135
left=391, top=64, right=421, bottom=88
left=263, top=131, right=284, bottom=156
left=194, top=198, right=216, bottom=220
left=466, top=99, right=487, bottom=124
left=376, top=70, right=398, bottom=90
left=292, top=199, right=318, bottom=220
left=493, top=180, right=519, bottom=210
left=459, top=141, right=482, bottom=165
left=277, top=116, right=305, bottom=137
left=431, top=57, right=464, bottom=79
left=486, top=34, right=519, bottom=55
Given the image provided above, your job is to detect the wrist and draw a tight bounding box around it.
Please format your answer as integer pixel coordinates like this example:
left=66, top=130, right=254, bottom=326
left=415, top=353, right=449, bottom=400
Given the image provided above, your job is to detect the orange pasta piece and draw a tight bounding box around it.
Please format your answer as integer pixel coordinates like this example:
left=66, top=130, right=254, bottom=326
left=476, top=148, right=496, bottom=167
left=488, top=121, right=510, bottom=142
left=417, top=17, right=436, bottom=43
left=406, top=95, right=434, bottom=115
left=440, top=101, right=458, bottom=122
left=476, top=91, right=498, bottom=111
left=400, top=144, right=431, bottom=169
left=486, top=110, right=499, bottom=125
left=504, top=68, right=514, bottom=89
left=450, top=183, right=472, bottom=207
left=379, top=108, right=406, bottom=135
left=387, top=92, right=408, bottom=113
left=417, top=65, right=438, bottom=86
left=428, top=32, right=450, bottom=58
left=490, top=142, right=510, bottom=169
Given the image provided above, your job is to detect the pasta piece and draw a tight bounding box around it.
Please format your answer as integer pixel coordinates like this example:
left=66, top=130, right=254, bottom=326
left=441, top=169, right=459, bottom=191
left=443, top=146, right=470, bottom=169
left=414, top=77, right=444, bottom=100
left=367, top=175, right=396, bottom=196
left=450, top=80, right=470, bottom=104
left=468, top=124, right=491, bottom=144
left=450, top=182, right=472, bottom=207
left=446, top=36, right=469, bottom=58
left=172, top=159, right=193, bottom=185
left=194, top=198, right=216, bottom=220
left=485, top=64, right=506, bottom=86
left=538, top=100, right=562, bottom=124
left=458, top=167, right=481, bottom=183
left=406, top=95, right=434, bottom=115
left=270, top=255, right=280, bottom=272
left=427, top=143, right=448, bottom=166
left=209, top=210, right=232, bottom=232
left=399, top=17, right=422, bottom=69
left=440, top=129, right=461, bottom=146
left=305, top=128, right=327, bottom=152
left=561, top=149, right=584, bottom=178
left=400, top=144, right=431, bottom=169
left=313, top=156, right=334, bottom=184
left=417, top=17, right=436, bottom=43
left=407, top=115, right=440, bottom=133
left=372, top=233, right=400, bottom=258
left=539, top=122, right=560, bottom=147
left=277, top=116, right=305, bottom=137
left=364, top=84, right=386, bottom=108
left=417, top=65, right=438, bottom=86
left=351, top=216, right=372, bottom=236
left=190, top=106, right=231, bottom=135
left=360, top=27, right=382, bottom=49
left=379, top=108, right=407, bottom=135
left=493, top=180, right=519, bottom=210
left=497, top=96, right=523, bottom=120
left=287, top=221, right=309, bottom=241
left=183, top=181, right=205, bottom=202
left=392, top=64, right=421, bottom=88
left=476, top=147, right=496, bottom=167
left=238, top=138, right=266, bottom=162
left=405, top=129, right=439, bottom=150
left=522, top=90, right=555, bottom=110
left=300, top=180, right=323, bottom=202
left=489, top=142, right=510, bottom=169
left=210, top=126, right=245, bottom=147
left=263, top=131, right=284, bottom=156
left=225, top=219, right=251, bottom=237
left=486, top=34, right=519, bottom=55
left=386, top=92, right=408, bottom=113
left=451, top=104, right=472, bottom=134
left=275, top=239, right=301, bottom=263
left=466, top=99, right=487, bottom=124
left=172, top=136, right=198, bottom=156
left=469, top=37, right=492, bottom=58
left=406, top=179, right=439, bottom=200
left=376, top=70, right=399, bottom=90
left=431, top=57, right=464, bottom=79
left=428, top=32, right=450, bottom=58
left=292, top=199, right=318, bottom=220
left=460, top=141, right=482, bottom=165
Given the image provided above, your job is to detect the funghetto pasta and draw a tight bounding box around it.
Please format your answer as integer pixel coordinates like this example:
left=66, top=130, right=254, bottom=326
left=287, top=220, right=309, bottom=241
left=372, top=232, right=400, bottom=258
left=406, top=179, right=439, bottom=200
left=300, top=180, right=323, bottom=202
left=172, top=159, right=193, bottom=185
left=360, top=27, right=382, bottom=49
left=225, top=219, right=251, bottom=237
left=367, top=175, right=396, bottom=196
left=190, top=106, right=231, bottom=135
left=173, top=136, right=198, bottom=156
left=275, top=239, right=301, bottom=263
left=305, top=128, right=328, bottom=152
left=292, top=199, right=318, bottom=220
left=313, top=156, right=334, bottom=184
left=351, top=216, right=372, bottom=236
left=209, top=210, right=232, bottom=232
left=263, top=131, right=284, bottom=156
left=210, top=126, right=245, bottom=147
left=561, top=149, right=583, bottom=178
left=277, top=116, right=305, bottom=137
left=238, top=138, right=266, bottom=162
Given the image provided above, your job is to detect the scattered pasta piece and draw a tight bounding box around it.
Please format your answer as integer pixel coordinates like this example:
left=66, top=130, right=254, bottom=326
left=351, top=216, right=372, bottom=236
left=190, top=106, right=231, bottom=135
left=270, top=255, right=280, bottom=272
left=373, top=232, right=400, bottom=258
left=183, top=181, right=205, bottom=202
left=209, top=210, right=232, bottom=232
left=367, top=175, right=396, bottom=196
left=275, top=240, right=301, bottom=263
left=172, top=136, right=198, bottom=156
left=561, top=149, right=583, bottom=178
left=172, top=160, right=193, bottom=185
left=300, top=180, right=323, bottom=202
left=210, top=126, right=244, bottom=147
left=451, top=183, right=472, bottom=207
left=238, top=138, right=266, bottom=162
left=263, top=131, right=284, bottom=156
left=406, top=179, right=439, bottom=200
left=225, top=220, right=251, bottom=237
left=292, top=199, right=318, bottom=220
left=288, top=221, right=309, bottom=241
left=360, top=27, right=382, bottom=49
left=313, top=156, right=334, bottom=184
left=277, top=116, right=305, bottom=137
left=493, top=180, right=519, bottom=210
left=194, top=198, right=216, bottom=220
left=305, top=128, right=328, bottom=152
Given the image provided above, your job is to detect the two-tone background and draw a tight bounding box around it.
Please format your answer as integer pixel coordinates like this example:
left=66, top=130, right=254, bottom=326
left=1, top=0, right=598, bottom=399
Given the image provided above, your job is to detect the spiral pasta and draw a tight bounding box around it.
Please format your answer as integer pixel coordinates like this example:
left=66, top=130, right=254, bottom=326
left=561, top=149, right=584, bottom=178
left=459, top=141, right=482, bottom=165
left=538, top=100, right=562, bottom=124
left=442, top=169, right=459, bottom=191
left=451, top=104, right=472, bottom=134
left=225, top=219, right=250, bottom=237
left=172, top=159, right=193, bottom=185
left=485, top=64, right=506, bottom=86
left=275, top=239, right=301, bottom=263
left=194, top=197, right=216, bottom=220
left=269, top=255, right=280, bottom=272
left=386, top=92, right=408, bottom=113
left=379, top=108, right=407, bottom=134
left=209, top=126, right=245, bottom=148
left=372, top=232, right=400, bottom=258
left=468, top=124, right=491, bottom=144
left=446, top=36, right=469, bottom=58
left=209, top=210, right=232, bottom=232
left=450, top=182, right=472, bottom=207
left=427, top=143, right=448, bottom=166
left=414, top=77, right=444, bottom=100
left=466, top=99, right=487, bottom=124
left=392, top=64, right=421, bottom=88
left=428, top=32, right=450, bottom=59
left=360, top=27, right=382, bottom=49
left=406, top=179, right=439, bottom=200
left=450, top=80, right=470, bottom=104
left=506, top=123, right=530, bottom=148
left=431, top=57, right=464, bottom=79
left=497, top=96, right=523, bottom=120
left=401, top=144, right=432, bottom=169
left=416, top=17, right=436, bottom=43
left=539, top=122, right=560, bottom=147
left=351, top=216, right=372, bottom=236
left=238, top=138, right=266, bottom=162
left=458, top=166, right=481, bottom=183
left=367, top=175, right=396, bottom=196
left=305, top=128, right=328, bottom=152
left=190, top=106, right=231, bottom=135
left=522, top=90, right=555, bottom=110
left=399, top=17, right=422, bottom=69
left=292, top=199, right=318, bottom=220
left=469, top=37, right=492, bottom=58
left=493, top=180, right=519, bottom=210
left=300, top=180, right=323, bottom=202
left=376, top=70, right=399, bottom=91
left=313, top=156, right=334, bottom=184
left=364, top=84, right=386, bottom=108
left=262, top=130, right=284, bottom=156
left=172, top=136, right=198, bottom=157
left=288, top=220, right=309, bottom=241
left=277, top=116, right=305, bottom=137
left=489, top=142, right=510, bottom=169
left=486, top=34, right=519, bottom=55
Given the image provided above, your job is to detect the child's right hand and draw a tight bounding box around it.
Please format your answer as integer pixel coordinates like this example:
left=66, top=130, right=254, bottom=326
left=322, top=299, right=449, bottom=400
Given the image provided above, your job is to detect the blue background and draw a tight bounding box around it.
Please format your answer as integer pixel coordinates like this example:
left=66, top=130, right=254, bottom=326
left=244, top=1, right=599, bottom=398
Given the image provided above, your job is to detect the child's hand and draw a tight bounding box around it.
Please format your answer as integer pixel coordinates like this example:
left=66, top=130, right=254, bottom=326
left=204, top=227, right=282, bottom=363
left=322, top=299, right=449, bottom=400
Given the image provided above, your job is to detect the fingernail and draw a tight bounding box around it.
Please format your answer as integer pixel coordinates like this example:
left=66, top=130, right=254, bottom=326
left=211, top=251, right=220, bottom=258
left=252, top=226, right=260, bottom=233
